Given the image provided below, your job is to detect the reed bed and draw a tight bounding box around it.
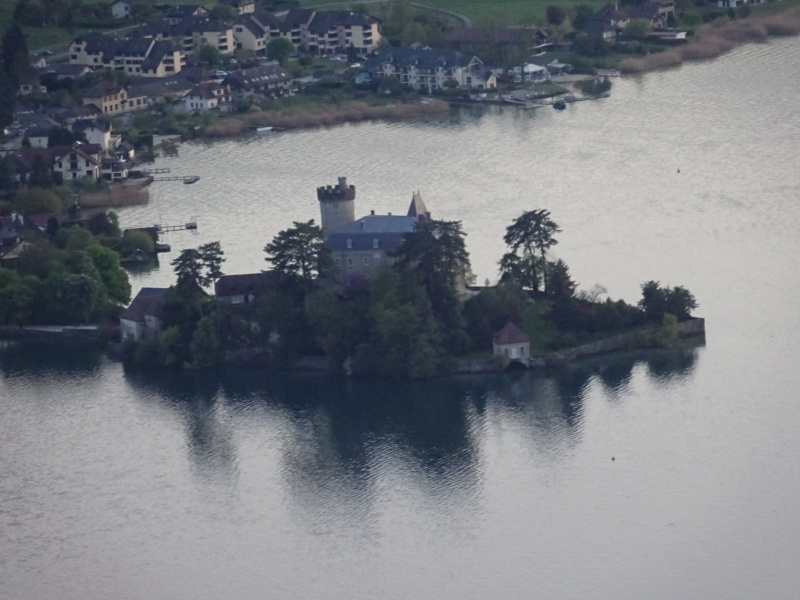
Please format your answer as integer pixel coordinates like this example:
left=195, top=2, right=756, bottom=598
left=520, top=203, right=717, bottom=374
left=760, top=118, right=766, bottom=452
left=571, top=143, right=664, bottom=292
left=204, top=99, right=451, bottom=137
left=619, top=6, right=800, bottom=73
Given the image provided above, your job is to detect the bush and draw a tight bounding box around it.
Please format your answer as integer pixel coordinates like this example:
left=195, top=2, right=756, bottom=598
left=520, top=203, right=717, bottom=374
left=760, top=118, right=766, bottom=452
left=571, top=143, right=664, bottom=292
left=120, top=229, right=155, bottom=254
left=13, top=187, right=63, bottom=214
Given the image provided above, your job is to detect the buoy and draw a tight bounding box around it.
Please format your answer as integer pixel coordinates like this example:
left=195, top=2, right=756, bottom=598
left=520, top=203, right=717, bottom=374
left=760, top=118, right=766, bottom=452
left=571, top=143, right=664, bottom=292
left=612, top=456, right=615, bottom=461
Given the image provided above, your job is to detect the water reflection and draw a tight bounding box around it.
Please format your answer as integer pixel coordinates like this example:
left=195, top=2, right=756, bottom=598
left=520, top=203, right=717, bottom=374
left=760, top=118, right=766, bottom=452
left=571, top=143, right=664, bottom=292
left=119, top=341, right=702, bottom=502
left=122, top=366, right=239, bottom=490
left=0, top=339, right=103, bottom=379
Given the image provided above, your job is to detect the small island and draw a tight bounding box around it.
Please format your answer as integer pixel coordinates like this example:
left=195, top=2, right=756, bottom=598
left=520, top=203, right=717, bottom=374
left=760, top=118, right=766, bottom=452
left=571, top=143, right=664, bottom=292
left=114, top=177, right=703, bottom=377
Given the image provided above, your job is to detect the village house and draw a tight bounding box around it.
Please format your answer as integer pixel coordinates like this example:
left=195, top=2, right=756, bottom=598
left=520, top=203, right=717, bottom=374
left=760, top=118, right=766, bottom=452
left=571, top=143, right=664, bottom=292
left=82, top=82, right=149, bottom=115
left=127, top=75, right=197, bottom=108
left=69, top=33, right=185, bottom=78
left=165, top=4, right=208, bottom=25
left=53, top=144, right=102, bottom=181
left=318, top=177, right=432, bottom=281
left=116, top=140, right=136, bottom=162
left=119, top=287, right=168, bottom=341
left=82, top=82, right=128, bottom=115
left=19, top=69, right=46, bottom=96
left=50, top=64, right=93, bottom=80
left=233, top=11, right=281, bottom=54
left=215, top=272, right=277, bottom=305
left=628, top=0, right=676, bottom=28
left=221, top=0, right=255, bottom=15
left=304, top=10, right=381, bottom=56
left=493, top=321, right=530, bottom=365
left=280, top=8, right=316, bottom=49
left=100, top=156, right=130, bottom=181
left=355, top=47, right=497, bottom=92
left=448, top=27, right=549, bottom=61
left=527, top=54, right=571, bottom=77
left=276, top=9, right=381, bottom=56
left=111, top=0, right=131, bottom=19
left=223, top=63, right=292, bottom=99
left=72, top=118, right=114, bottom=152
left=23, top=126, right=51, bottom=148
left=187, top=20, right=236, bottom=55
left=183, top=81, right=232, bottom=112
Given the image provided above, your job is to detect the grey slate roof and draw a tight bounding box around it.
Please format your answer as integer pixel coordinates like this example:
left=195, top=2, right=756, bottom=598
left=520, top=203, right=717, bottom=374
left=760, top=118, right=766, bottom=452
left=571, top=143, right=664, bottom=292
left=223, top=63, right=291, bottom=89
left=165, top=4, right=206, bottom=19
left=215, top=272, right=277, bottom=297
left=308, top=10, right=376, bottom=34
left=119, top=287, right=168, bottom=321
left=360, top=47, right=473, bottom=74
left=327, top=214, right=417, bottom=252
left=141, top=40, right=176, bottom=71
left=281, top=8, right=315, bottom=32
left=73, top=117, right=111, bottom=133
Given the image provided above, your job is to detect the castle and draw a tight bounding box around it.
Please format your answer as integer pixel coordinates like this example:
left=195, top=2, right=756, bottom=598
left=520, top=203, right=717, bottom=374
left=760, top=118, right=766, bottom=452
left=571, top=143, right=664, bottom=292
left=317, top=177, right=431, bottom=280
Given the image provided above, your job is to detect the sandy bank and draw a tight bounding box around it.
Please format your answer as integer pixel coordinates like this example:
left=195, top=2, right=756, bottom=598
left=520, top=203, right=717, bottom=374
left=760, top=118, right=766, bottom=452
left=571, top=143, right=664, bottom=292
left=619, top=6, right=800, bottom=73
left=203, top=99, right=451, bottom=137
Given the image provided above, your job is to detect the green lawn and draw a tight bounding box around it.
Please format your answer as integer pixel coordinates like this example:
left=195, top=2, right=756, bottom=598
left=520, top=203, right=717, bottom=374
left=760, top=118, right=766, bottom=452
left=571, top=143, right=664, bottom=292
left=305, top=0, right=608, bottom=25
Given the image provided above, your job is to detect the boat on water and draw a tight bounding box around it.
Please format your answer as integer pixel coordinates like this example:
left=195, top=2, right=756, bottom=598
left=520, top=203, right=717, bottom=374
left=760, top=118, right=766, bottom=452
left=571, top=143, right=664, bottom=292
left=253, top=126, right=273, bottom=132
left=183, top=176, right=200, bottom=184
left=553, top=101, right=566, bottom=110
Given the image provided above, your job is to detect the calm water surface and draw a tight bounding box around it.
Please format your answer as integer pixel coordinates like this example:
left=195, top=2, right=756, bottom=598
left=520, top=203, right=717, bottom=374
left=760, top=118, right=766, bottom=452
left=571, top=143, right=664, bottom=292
left=2, top=38, right=800, bottom=599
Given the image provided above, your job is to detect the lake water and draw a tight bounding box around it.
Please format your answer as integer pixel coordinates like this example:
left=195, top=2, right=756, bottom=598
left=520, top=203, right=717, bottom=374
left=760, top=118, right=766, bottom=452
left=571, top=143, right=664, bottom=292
left=2, top=37, right=800, bottom=599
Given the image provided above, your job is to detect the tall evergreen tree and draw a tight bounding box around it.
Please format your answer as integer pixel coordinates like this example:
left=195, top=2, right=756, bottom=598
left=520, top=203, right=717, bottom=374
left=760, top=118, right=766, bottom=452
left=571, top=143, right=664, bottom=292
left=0, top=68, right=15, bottom=130
left=2, top=24, right=30, bottom=89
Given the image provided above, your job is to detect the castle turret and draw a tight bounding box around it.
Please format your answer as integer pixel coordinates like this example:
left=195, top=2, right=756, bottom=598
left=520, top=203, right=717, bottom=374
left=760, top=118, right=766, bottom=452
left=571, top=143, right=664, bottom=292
left=317, top=177, right=356, bottom=236
left=407, top=190, right=431, bottom=222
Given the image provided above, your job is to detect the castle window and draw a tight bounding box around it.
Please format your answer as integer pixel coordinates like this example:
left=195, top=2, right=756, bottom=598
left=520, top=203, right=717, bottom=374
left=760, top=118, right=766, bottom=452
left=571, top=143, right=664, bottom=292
left=346, top=238, right=352, bottom=249
left=372, top=238, right=379, bottom=249
left=362, top=257, right=369, bottom=266
left=347, top=257, right=353, bottom=267
left=334, top=257, right=341, bottom=266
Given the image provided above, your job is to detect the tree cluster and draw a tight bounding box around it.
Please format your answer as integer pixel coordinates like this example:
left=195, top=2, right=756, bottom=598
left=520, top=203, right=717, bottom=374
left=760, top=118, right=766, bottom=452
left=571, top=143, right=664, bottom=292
left=638, top=280, right=698, bottom=322
left=0, top=224, right=130, bottom=326
left=126, top=243, right=226, bottom=369
left=121, top=214, right=698, bottom=377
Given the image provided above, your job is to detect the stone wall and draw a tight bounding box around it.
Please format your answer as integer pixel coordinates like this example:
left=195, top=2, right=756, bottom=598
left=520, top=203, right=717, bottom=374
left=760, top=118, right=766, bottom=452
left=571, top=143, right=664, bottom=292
left=450, top=317, right=706, bottom=374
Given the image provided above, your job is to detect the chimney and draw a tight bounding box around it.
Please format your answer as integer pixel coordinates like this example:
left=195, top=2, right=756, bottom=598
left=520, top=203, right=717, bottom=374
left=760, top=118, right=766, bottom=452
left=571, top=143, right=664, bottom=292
left=338, top=176, right=347, bottom=190
left=370, top=209, right=375, bottom=215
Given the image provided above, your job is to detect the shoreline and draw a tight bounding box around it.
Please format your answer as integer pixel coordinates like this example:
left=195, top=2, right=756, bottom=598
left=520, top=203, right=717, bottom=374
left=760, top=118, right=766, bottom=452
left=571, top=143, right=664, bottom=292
left=203, top=99, right=452, bottom=137
left=20, top=318, right=705, bottom=377
left=620, top=5, right=800, bottom=73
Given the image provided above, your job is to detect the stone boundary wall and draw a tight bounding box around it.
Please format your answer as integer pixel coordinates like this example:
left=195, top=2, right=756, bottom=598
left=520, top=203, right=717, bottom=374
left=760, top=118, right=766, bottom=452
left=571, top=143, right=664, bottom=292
left=0, top=325, right=99, bottom=340
left=452, top=317, right=706, bottom=374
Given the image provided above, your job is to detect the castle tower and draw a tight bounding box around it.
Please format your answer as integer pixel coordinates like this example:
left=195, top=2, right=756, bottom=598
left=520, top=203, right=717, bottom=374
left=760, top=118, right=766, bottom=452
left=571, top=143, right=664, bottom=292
left=317, top=177, right=356, bottom=236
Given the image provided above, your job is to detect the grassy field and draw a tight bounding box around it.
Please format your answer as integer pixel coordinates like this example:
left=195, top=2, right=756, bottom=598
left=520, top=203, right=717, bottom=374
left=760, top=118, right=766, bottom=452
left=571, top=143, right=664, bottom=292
left=304, top=0, right=609, bottom=25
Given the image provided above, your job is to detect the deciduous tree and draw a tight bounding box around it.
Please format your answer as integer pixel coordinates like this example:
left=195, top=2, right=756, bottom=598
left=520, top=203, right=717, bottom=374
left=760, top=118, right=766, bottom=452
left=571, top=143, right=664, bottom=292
left=266, top=37, right=294, bottom=66
left=503, top=209, right=561, bottom=292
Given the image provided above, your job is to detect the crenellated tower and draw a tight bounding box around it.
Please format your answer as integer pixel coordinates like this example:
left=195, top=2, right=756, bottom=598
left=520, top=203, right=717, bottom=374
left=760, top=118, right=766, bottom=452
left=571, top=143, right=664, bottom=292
left=317, top=177, right=356, bottom=236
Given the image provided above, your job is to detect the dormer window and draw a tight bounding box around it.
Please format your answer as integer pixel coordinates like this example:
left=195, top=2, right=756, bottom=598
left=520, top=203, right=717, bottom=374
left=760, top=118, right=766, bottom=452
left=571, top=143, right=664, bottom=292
left=346, top=238, right=352, bottom=249
left=372, top=238, right=379, bottom=249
